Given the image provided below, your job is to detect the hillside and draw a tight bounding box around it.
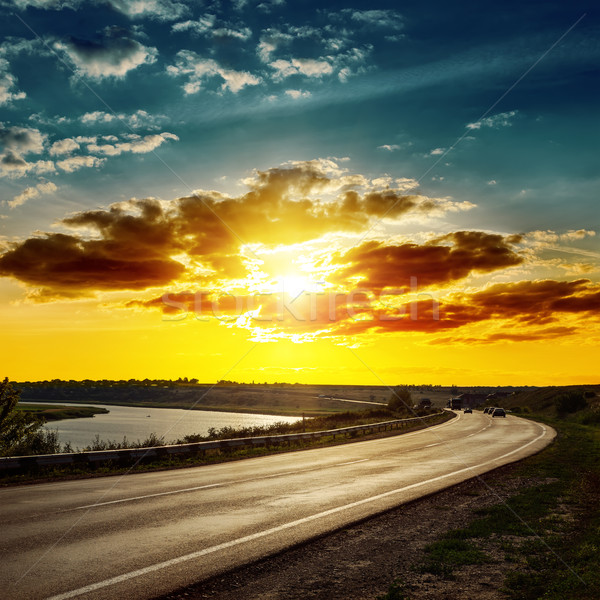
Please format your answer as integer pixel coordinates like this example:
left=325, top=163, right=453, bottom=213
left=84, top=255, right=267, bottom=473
left=496, top=385, right=600, bottom=421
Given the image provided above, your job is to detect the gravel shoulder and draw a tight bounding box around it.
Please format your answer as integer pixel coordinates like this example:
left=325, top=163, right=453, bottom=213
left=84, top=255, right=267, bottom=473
left=155, top=460, right=539, bottom=600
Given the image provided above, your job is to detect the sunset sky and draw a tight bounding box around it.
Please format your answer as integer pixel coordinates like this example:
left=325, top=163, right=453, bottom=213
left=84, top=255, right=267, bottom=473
left=0, top=0, right=598, bottom=386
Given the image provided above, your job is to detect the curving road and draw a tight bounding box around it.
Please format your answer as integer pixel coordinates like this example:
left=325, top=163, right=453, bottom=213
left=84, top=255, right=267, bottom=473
left=0, top=411, right=555, bottom=600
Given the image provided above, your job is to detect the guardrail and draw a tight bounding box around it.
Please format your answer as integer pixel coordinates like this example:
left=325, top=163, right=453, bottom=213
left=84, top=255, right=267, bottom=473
left=0, top=411, right=448, bottom=472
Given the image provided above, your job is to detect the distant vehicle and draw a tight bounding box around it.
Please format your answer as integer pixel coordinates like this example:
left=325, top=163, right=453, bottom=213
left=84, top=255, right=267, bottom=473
left=492, top=408, right=506, bottom=418
left=447, top=397, right=463, bottom=410
left=463, top=407, right=472, bottom=414
left=484, top=407, right=494, bottom=414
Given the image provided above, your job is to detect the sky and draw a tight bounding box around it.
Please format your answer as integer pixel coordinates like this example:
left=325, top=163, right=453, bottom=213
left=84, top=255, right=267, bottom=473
left=0, top=0, right=598, bottom=386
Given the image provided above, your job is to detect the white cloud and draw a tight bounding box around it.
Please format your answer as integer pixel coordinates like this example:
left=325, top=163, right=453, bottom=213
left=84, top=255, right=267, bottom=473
left=343, top=9, right=404, bottom=30
left=378, top=144, right=401, bottom=151
left=285, top=89, right=311, bottom=99
left=212, top=27, right=252, bottom=40
left=429, top=147, right=446, bottom=155
left=466, top=110, right=519, bottom=130
left=172, top=15, right=251, bottom=40
left=172, top=14, right=216, bottom=35
left=49, top=138, right=80, bottom=156
left=80, top=109, right=167, bottom=129
left=269, top=57, right=333, bottom=81
left=107, top=0, right=190, bottom=21
left=257, top=0, right=286, bottom=13
left=529, top=229, right=596, bottom=244
left=8, top=181, right=57, bottom=209
left=56, top=155, right=106, bottom=173
left=257, top=39, right=278, bottom=63
left=55, top=27, right=158, bottom=80
left=11, top=0, right=85, bottom=8
left=168, top=51, right=262, bottom=94
left=86, top=132, right=179, bottom=156
left=0, top=59, right=26, bottom=106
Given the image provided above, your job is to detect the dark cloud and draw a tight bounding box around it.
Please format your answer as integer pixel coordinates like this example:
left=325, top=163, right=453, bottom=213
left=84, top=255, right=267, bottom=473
left=0, top=227, right=184, bottom=299
left=330, top=231, right=523, bottom=291
left=55, top=26, right=157, bottom=79
left=0, top=123, right=45, bottom=153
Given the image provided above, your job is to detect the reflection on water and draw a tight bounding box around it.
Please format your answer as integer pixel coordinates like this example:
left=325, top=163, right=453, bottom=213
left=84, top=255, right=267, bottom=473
left=36, top=402, right=300, bottom=449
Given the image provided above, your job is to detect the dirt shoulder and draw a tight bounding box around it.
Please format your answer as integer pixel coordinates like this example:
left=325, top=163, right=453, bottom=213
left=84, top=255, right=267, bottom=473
left=155, top=461, right=536, bottom=600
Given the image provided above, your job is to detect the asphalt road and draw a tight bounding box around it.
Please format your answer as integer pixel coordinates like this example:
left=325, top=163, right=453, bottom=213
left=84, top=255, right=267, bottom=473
left=0, top=411, right=555, bottom=600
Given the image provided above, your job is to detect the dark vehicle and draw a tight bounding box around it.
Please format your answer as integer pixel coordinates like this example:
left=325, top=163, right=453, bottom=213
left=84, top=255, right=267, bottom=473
left=447, top=397, right=463, bottom=410
left=484, top=407, right=495, bottom=414
left=492, top=408, right=506, bottom=418
left=463, top=407, right=472, bottom=414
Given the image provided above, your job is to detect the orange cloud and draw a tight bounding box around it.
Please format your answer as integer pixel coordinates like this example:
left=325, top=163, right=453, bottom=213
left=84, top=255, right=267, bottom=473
left=0, top=160, right=474, bottom=297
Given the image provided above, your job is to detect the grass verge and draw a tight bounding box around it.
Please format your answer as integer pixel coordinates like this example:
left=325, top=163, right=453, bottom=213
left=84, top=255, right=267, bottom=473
left=378, top=414, right=600, bottom=599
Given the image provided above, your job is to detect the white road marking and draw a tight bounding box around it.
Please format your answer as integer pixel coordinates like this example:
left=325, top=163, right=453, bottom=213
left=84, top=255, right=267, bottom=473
left=424, top=443, right=440, bottom=448
left=46, top=423, right=549, bottom=600
left=67, top=461, right=370, bottom=511
left=70, top=484, right=224, bottom=510
left=64, top=416, right=457, bottom=511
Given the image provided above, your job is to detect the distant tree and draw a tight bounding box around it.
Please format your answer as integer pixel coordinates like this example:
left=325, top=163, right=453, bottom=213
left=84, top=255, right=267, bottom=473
left=0, top=378, right=44, bottom=456
left=388, top=387, right=413, bottom=413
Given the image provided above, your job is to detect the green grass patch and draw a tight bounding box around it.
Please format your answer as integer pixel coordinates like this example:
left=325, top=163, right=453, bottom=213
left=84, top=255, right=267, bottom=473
left=418, top=538, right=491, bottom=578
left=406, top=414, right=600, bottom=598
left=377, top=579, right=411, bottom=600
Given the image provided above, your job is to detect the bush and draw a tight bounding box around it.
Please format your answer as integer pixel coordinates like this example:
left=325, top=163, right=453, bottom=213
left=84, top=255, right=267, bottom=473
left=554, top=392, right=587, bottom=415
left=10, top=428, right=62, bottom=456
left=388, top=387, right=413, bottom=414
left=0, top=378, right=45, bottom=457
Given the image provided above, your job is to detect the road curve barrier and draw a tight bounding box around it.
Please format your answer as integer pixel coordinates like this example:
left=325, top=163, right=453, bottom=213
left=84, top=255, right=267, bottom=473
left=0, top=411, right=449, bottom=473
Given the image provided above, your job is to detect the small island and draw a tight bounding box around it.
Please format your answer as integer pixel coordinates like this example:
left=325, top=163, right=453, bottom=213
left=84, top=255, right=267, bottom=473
left=17, top=403, right=109, bottom=422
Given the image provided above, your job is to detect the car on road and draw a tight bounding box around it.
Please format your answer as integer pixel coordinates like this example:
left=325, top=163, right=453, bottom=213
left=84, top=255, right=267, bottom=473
left=492, top=408, right=506, bottom=418
left=463, top=407, right=472, bottom=413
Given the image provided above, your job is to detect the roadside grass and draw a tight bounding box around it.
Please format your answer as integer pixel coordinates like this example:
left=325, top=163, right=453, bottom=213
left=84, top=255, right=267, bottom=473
left=383, top=415, right=600, bottom=599
left=377, top=580, right=411, bottom=600
left=0, top=410, right=453, bottom=486
left=418, top=538, right=490, bottom=578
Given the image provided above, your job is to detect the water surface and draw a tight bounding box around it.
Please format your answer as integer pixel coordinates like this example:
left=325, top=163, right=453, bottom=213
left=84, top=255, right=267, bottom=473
left=34, top=402, right=300, bottom=449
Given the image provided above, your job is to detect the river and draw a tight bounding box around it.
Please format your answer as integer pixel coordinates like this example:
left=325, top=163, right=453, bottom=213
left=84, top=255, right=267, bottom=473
left=33, top=402, right=301, bottom=450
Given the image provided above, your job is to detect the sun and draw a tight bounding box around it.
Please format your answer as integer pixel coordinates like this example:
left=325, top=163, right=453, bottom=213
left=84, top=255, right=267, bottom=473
left=278, top=274, right=312, bottom=298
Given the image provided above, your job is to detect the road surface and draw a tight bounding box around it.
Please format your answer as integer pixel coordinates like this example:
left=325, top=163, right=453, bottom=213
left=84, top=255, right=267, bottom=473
left=0, top=411, right=555, bottom=600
